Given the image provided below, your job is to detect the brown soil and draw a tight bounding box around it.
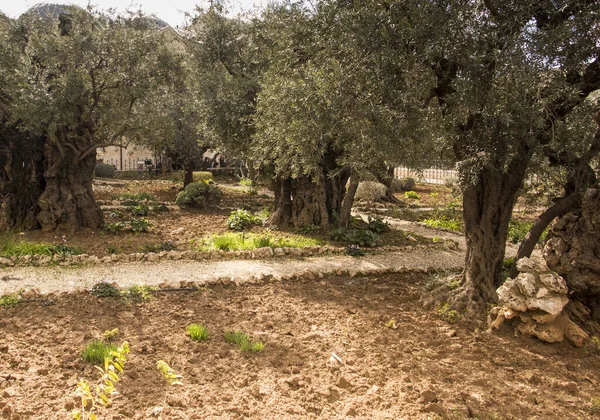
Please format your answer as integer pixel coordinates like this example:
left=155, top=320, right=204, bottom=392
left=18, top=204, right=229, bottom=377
left=2, top=273, right=599, bottom=419
left=17, top=180, right=431, bottom=257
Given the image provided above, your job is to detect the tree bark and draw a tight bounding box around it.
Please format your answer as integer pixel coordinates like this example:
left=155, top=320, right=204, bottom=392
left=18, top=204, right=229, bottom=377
left=376, top=166, right=401, bottom=204
left=340, top=169, right=359, bottom=228
left=456, top=159, right=529, bottom=311
left=37, top=135, right=103, bottom=233
left=0, top=128, right=45, bottom=231
left=183, top=166, right=194, bottom=187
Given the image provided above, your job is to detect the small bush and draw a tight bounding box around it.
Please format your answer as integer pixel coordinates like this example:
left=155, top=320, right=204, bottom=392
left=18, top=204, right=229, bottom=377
left=91, top=282, right=121, bottom=298
left=391, top=177, right=416, bottom=192
left=107, top=244, right=120, bottom=254
left=103, top=222, right=125, bottom=234
left=355, top=181, right=387, bottom=202
left=130, top=218, right=152, bottom=233
left=156, top=360, right=183, bottom=385
left=195, top=233, right=323, bottom=252
left=253, top=235, right=273, bottom=248
left=123, top=285, right=156, bottom=302
left=224, top=330, right=265, bottom=352
left=404, top=190, right=421, bottom=199
left=95, top=163, right=116, bottom=178
left=193, top=171, right=213, bottom=182
left=367, top=216, right=390, bottom=233
left=176, top=181, right=223, bottom=209
left=438, top=303, right=462, bottom=324
left=0, top=294, right=21, bottom=308
left=82, top=339, right=118, bottom=365
left=103, top=328, right=119, bottom=341
left=151, top=204, right=169, bottom=212
left=295, top=225, right=321, bottom=235
left=345, top=244, right=364, bottom=257
left=130, top=204, right=149, bottom=217
left=422, top=216, right=463, bottom=232
left=187, top=324, right=209, bottom=341
left=346, top=229, right=379, bottom=247
left=227, top=209, right=261, bottom=231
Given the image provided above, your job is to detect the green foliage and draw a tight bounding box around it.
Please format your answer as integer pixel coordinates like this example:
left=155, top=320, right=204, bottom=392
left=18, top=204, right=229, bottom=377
left=195, top=233, right=323, bottom=252
left=140, top=241, right=176, bottom=252
left=239, top=177, right=257, bottom=195
left=227, top=209, right=261, bottom=231
left=438, top=303, right=462, bottom=324
left=121, top=200, right=140, bottom=207
left=122, top=285, right=157, bottom=302
left=103, top=222, right=125, bottom=234
left=367, top=216, right=390, bottom=233
left=176, top=181, right=223, bottom=209
left=90, top=282, right=121, bottom=298
left=404, top=191, right=421, bottom=200
left=0, top=294, right=21, bottom=308
left=130, top=204, right=149, bottom=216
left=130, top=218, right=152, bottom=233
left=193, top=171, right=213, bottom=182
left=107, top=244, right=120, bottom=254
left=150, top=204, right=169, bottom=213
left=331, top=229, right=379, bottom=247
left=585, top=336, right=600, bottom=355
left=102, top=329, right=119, bottom=342
left=94, top=164, right=116, bottom=179
left=422, top=216, right=463, bottom=232
left=507, top=220, right=531, bottom=244
left=156, top=360, right=183, bottom=385
left=591, top=398, right=600, bottom=414
left=294, top=225, right=321, bottom=235
left=0, top=235, right=82, bottom=258
left=82, top=340, right=118, bottom=365
left=224, top=330, right=265, bottom=353
left=187, top=323, right=209, bottom=342
left=113, top=192, right=157, bottom=202
left=73, top=341, right=129, bottom=419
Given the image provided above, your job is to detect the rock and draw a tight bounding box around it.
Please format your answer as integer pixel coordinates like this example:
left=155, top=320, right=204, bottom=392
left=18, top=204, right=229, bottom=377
left=0, top=257, right=14, bottom=266
left=539, top=273, right=568, bottom=294
left=517, top=316, right=566, bottom=343
left=170, top=227, right=185, bottom=235
left=526, top=294, right=568, bottom=315
left=530, top=311, right=558, bottom=324
left=273, top=248, right=285, bottom=257
left=496, top=280, right=527, bottom=312
left=516, top=257, right=536, bottom=273
left=147, top=253, right=160, bottom=262
left=253, top=247, right=274, bottom=258
left=336, top=376, right=352, bottom=389
left=515, top=273, right=536, bottom=297
left=20, top=289, right=37, bottom=299
left=423, top=403, right=446, bottom=416
left=564, top=317, right=589, bottom=348
left=418, top=389, right=438, bottom=404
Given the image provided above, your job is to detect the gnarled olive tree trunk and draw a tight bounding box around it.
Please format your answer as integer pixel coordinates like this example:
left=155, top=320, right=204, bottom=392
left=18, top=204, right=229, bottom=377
left=269, top=149, right=352, bottom=229
left=0, top=127, right=45, bottom=231
left=37, top=134, right=103, bottom=233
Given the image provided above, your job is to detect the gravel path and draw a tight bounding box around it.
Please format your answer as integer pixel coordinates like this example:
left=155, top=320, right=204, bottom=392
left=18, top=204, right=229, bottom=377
left=0, top=247, right=465, bottom=295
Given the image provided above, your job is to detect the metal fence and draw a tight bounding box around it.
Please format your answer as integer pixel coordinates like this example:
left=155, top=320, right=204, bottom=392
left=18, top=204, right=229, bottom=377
left=394, top=165, right=458, bottom=185
left=102, top=157, right=153, bottom=171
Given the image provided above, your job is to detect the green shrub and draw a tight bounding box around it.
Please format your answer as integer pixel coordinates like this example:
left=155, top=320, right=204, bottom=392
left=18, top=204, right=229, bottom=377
left=82, top=339, right=118, bottom=365
left=367, top=216, right=390, bottom=233
left=392, top=177, right=416, bottom=192
left=227, top=209, right=261, bottom=231
left=151, top=204, right=169, bottom=212
left=90, top=282, right=121, bottom=298
left=507, top=220, right=550, bottom=245
left=355, top=181, right=387, bottom=202
left=346, top=229, right=379, bottom=247
left=404, top=190, right=421, bottom=199
left=140, top=241, right=176, bottom=252
left=107, top=244, right=120, bottom=254
left=422, top=216, right=463, bottom=232
left=193, top=171, right=213, bottom=182
left=438, top=303, right=462, bottom=324
left=123, top=285, right=156, bottom=302
left=130, top=218, right=152, bottom=233
left=0, top=235, right=81, bottom=257
left=295, top=225, right=321, bottom=235
left=345, top=244, right=365, bottom=257
left=176, top=181, right=223, bottom=209
left=187, top=324, right=209, bottom=341
left=224, top=330, right=264, bottom=352
left=253, top=235, right=273, bottom=248
left=0, top=294, right=21, bottom=308
left=239, top=177, right=257, bottom=195
left=130, top=204, right=149, bottom=216
left=103, top=222, right=125, bottom=234
left=95, top=163, right=116, bottom=178
left=585, top=336, right=600, bottom=355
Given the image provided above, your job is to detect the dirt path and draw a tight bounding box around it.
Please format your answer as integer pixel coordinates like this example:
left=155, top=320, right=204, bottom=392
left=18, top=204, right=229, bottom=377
left=0, top=248, right=464, bottom=295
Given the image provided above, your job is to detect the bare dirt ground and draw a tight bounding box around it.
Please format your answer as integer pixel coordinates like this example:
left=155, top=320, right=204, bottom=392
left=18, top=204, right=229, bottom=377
left=2, top=272, right=600, bottom=420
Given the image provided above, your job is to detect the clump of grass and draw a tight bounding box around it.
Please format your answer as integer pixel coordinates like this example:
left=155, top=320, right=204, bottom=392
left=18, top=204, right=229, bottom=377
left=122, top=285, right=157, bottom=302
left=404, top=191, right=421, bottom=199
left=422, top=216, right=463, bottom=232
left=438, top=303, right=462, bottom=324
left=194, top=233, right=323, bottom=252
left=0, top=235, right=82, bottom=257
left=187, top=324, right=209, bottom=342
left=82, top=339, right=118, bottom=365
left=224, top=330, right=265, bottom=352
left=0, top=294, right=21, bottom=308
left=107, top=244, right=120, bottom=254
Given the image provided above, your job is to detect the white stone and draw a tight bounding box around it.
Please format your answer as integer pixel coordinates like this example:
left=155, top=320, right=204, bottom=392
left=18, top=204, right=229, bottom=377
left=515, top=272, right=537, bottom=297
left=539, top=273, right=568, bottom=294
left=526, top=294, right=569, bottom=315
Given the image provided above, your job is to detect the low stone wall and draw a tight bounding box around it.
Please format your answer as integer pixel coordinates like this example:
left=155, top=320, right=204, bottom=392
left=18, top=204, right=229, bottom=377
left=0, top=244, right=442, bottom=268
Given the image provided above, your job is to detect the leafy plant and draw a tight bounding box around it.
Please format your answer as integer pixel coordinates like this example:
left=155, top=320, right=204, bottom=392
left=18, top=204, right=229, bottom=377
left=224, top=330, right=265, bottom=352
left=122, top=285, right=157, bottom=302
left=72, top=341, right=129, bottom=420
left=156, top=360, right=183, bottom=385
left=130, top=204, right=149, bottom=216
left=227, top=209, right=261, bottom=231
left=438, top=303, right=462, bottom=324
left=150, top=204, right=169, bottom=212
left=102, top=329, right=119, bottom=342
left=176, top=180, right=223, bottom=209
left=90, top=282, right=121, bottom=298
left=187, top=323, right=209, bottom=342
left=103, top=222, right=125, bottom=234
left=345, top=244, right=364, bottom=257
left=367, top=216, right=390, bottom=233
left=82, top=340, right=118, bottom=365
left=195, top=233, right=323, bottom=252
left=0, top=294, right=21, bottom=308
left=239, top=177, right=257, bottom=195
left=385, top=319, right=397, bottom=329
left=95, top=163, right=116, bottom=178
left=346, top=229, right=379, bottom=247
left=107, top=244, right=120, bottom=254
left=295, top=225, right=321, bottom=235
left=0, top=234, right=82, bottom=257
left=121, top=199, right=140, bottom=207
left=422, top=216, right=462, bottom=232
left=404, top=191, right=421, bottom=199
left=130, top=218, right=152, bottom=233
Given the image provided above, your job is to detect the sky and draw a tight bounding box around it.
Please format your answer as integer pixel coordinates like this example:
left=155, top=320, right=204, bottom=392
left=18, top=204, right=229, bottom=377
left=0, top=0, right=269, bottom=27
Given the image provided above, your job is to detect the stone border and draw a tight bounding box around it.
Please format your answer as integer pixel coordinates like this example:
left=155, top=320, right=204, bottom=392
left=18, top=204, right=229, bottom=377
left=0, top=243, right=452, bottom=269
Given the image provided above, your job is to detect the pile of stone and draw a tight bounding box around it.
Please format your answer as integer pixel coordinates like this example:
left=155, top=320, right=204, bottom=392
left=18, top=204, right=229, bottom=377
left=489, top=257, right=588, bottom=347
